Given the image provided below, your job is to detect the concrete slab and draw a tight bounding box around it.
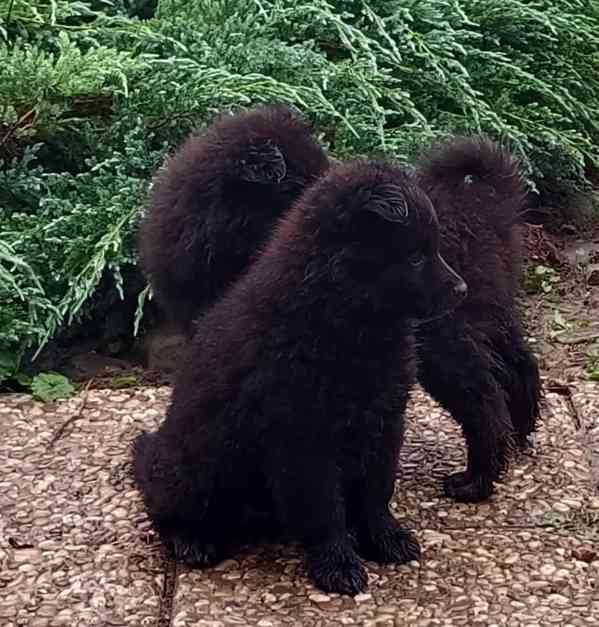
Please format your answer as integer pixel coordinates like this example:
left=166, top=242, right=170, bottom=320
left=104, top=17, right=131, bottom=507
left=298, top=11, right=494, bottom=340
left=1, top=384, right=597, bottom=626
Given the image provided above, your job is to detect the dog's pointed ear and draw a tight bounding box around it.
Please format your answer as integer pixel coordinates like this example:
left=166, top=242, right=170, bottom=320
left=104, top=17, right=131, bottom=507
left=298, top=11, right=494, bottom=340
left=365, top=184, right=409, bottom=222
left=238, top=140, right=287, bottom=184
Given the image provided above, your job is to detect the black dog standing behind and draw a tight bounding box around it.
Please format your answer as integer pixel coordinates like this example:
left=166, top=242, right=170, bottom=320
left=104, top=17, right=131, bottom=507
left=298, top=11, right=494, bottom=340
left=133, top=161, right=467, bottom=595
left=415, top=138, right=542, bottom=503
left=138, top=104, right=329, bottom=335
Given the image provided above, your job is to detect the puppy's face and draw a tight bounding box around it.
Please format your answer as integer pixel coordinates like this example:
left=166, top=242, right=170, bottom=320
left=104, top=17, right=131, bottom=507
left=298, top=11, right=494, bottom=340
left=369, top=182, right=467, bottom=321
left=315, top=162, right=467, bottom=321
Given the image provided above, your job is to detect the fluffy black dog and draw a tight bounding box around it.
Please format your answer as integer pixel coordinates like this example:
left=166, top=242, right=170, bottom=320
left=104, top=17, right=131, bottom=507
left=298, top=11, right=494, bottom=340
left=138, top=104, right=329, bottom=334
left=415, top=137, right=542, bottom=502
left=133, top=161, right=467, bottom=595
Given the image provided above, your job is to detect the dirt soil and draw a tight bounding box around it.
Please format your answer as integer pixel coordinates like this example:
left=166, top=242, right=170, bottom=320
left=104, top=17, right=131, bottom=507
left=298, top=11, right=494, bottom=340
left=522, top=224, right=599, bottom=385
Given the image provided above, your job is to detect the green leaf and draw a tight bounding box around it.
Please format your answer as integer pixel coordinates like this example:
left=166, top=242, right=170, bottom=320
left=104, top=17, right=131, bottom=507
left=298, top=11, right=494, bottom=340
left=587, top=370, right=599, bottom=382
left=110, top=375, right=138, bottom=388
left=30, top=372, right=76, bottom=402
left=14, top=372, right=33, bottom=387
left=0, top=350, right=21, bottom=383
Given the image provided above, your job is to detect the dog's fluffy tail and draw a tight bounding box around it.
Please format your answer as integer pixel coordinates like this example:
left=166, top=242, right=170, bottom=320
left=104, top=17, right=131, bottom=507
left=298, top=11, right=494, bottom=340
left=418, top=137, right=528, bottom=236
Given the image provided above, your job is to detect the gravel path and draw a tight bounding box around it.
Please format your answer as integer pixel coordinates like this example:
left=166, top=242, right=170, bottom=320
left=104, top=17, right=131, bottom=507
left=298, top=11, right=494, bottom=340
left=1, top=383, right=597, bottom=626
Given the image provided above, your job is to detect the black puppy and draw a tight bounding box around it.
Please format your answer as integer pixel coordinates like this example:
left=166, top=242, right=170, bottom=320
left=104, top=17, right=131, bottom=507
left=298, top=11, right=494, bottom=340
left=415, top=137, right=542, bottom=502
left=138, top=104, right=329, bottom=334
left=133, top=161, right=467, bottom=595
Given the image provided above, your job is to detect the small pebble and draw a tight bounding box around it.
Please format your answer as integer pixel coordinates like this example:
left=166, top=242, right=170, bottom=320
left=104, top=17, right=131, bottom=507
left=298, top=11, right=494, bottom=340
left=547, top=594, right=569, bottom=607
left=553, top=502, right=571, bottom=513
left=354, top=593, right=372, bottom=603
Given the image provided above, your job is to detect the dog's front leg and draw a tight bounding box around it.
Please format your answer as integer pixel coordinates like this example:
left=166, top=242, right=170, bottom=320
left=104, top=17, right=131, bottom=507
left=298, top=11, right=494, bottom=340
left=346, top=405, right=421, bottom=564
left=267, top=446, right=367, bottom=596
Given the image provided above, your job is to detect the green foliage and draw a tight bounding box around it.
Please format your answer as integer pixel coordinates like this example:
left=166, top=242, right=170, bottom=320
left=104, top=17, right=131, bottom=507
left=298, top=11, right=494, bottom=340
left=525, top=264, right=560, bottom=295
left=1, top=0, right=599, bottom=382
left=110, top=374, right=138, bottom=388
left=30, top=371, right=76, bottom=401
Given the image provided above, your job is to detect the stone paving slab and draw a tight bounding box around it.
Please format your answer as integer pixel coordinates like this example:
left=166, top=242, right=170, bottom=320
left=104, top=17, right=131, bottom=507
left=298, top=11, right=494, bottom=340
left=0, top=390, right=166, bottom=627
left=0, top=384, right=597, bottom=626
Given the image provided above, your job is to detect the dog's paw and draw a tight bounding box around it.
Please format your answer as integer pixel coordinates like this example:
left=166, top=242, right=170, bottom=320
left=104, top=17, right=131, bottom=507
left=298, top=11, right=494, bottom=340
left=356, top=517, right=420, bottom=564
left=443, top=471, right=494, bottom=502
left=307, top=541, right=368, bottom=596
left=169, top=534, right=224, bottom=568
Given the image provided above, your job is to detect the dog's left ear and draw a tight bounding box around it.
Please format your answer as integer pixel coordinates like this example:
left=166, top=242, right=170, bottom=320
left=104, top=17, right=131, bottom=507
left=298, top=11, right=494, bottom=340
left=365, top=183, right=409, bottom=223
left=238, top=140, right=287, bottom=184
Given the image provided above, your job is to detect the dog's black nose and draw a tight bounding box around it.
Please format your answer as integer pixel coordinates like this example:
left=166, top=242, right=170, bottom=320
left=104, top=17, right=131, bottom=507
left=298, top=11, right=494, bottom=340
left=454, top=281, right=468, bottom=298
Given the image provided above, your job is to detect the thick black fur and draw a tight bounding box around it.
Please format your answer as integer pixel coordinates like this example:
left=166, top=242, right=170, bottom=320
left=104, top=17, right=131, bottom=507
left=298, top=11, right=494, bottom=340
left=415, top=137, right=542, bottom=503
left=138, top=104, right=329, bottom=334
left=133, top=161, right=467, bottom=595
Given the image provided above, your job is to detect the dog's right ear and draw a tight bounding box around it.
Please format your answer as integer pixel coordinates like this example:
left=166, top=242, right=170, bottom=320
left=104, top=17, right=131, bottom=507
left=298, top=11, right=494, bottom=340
left=238, top=140, right=287, bottom=184
left=364, top=184, right=409, bottom=223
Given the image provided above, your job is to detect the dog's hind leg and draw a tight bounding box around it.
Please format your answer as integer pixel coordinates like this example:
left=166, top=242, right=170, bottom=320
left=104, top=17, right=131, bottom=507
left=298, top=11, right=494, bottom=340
left=416, top=317, right=514, bottom=502
left=132, top=430, right=244, bottom=568
left=489, top=315, right=542, bottom=447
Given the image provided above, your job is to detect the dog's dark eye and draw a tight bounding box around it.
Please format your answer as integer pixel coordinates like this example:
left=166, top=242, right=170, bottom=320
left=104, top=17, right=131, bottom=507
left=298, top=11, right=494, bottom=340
left=409, top=252, right=426, bottom=267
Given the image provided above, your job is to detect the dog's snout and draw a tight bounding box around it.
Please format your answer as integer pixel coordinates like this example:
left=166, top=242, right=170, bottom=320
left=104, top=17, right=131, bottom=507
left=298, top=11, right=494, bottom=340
left=453, top=280, right=468, bottom=298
